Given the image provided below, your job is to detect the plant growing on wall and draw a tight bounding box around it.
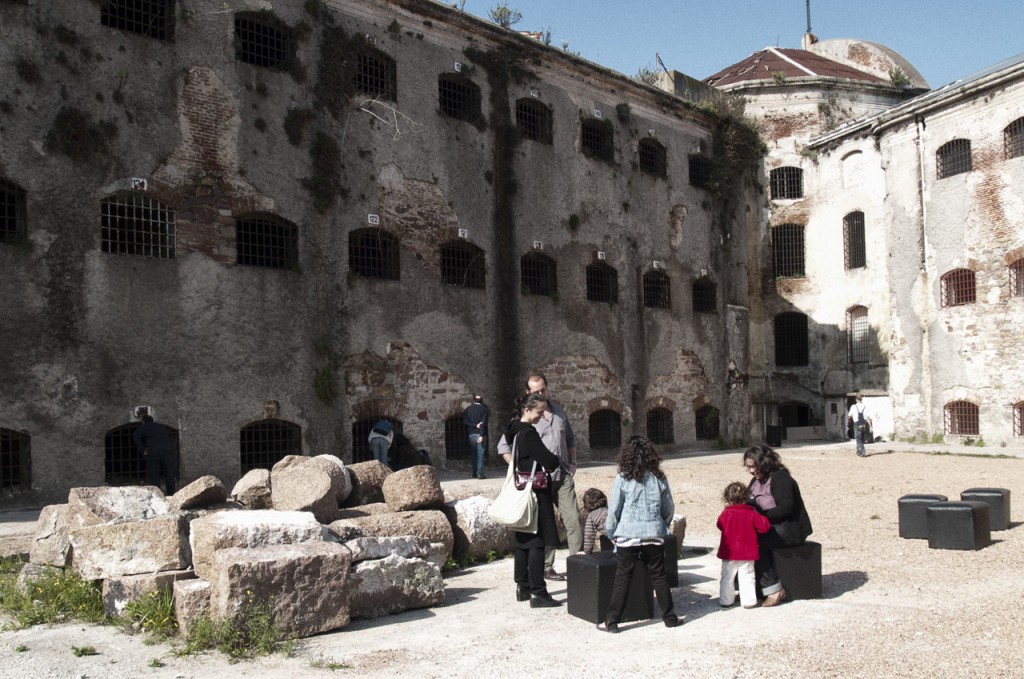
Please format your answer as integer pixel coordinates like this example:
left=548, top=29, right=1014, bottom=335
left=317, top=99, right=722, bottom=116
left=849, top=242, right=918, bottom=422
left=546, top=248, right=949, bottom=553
left=488, top=3, right=522, bottom=29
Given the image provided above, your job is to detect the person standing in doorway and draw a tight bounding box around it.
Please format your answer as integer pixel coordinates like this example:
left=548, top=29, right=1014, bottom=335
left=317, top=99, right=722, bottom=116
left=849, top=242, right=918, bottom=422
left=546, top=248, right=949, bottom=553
left=132, top=414, right=175, bottom=496
left=463, top=394, right=489, bottom=479
left=368, top=419, right=394, bottom=466
left=847, top=395, right=872, bottom=457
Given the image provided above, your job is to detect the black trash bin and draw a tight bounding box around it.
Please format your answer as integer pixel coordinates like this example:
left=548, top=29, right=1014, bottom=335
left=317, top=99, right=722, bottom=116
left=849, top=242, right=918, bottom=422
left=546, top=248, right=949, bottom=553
left=766, top=425, right=783, bottom=447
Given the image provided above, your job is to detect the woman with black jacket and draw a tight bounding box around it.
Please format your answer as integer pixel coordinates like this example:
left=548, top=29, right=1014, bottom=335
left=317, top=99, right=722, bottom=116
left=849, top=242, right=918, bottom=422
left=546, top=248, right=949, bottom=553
left=505, top=391, right=562, bottom=608
left=742, top=444, right=813, bottom=607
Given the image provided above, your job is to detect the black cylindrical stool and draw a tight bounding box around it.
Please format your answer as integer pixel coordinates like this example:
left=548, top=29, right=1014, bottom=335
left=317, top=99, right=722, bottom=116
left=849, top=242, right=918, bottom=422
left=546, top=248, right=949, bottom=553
left=898, top=494, right=948, bottom=539
left=960, top=488, right=1011, bottom=531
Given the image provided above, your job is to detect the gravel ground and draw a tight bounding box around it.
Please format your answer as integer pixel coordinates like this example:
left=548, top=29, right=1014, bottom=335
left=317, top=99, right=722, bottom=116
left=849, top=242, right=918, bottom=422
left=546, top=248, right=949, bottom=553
left=1, top=441, right=1022, bottom=678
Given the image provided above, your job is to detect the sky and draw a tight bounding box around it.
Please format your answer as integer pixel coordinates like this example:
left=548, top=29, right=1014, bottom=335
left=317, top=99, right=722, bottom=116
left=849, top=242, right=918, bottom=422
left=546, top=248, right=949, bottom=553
left=457, top=0, right=1024, bottom=89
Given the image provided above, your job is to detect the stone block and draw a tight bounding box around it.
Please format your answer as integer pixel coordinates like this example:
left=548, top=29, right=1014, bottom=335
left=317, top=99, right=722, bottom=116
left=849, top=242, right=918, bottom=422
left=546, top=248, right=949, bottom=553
left=328, top=509, right=453, bottom=559
left=305, top=455, right=352, bottom=505
left=230, top=469, right=272, bottom=509
left=443, top=496, right=513, bottom=560
left=103, top=569, right=196, bottom=617
left=382, top=465, right=445, bottom=512
left=174, top=578, right=211, bottom=639
left=271, top=465, right=338, bottom=523
left=342, top=460, right=392, bottom=507
left=67, top=486, right=169, bottom=527
left=28, top=503, right=72, bottom=567
left=669, top=515, right=687, bottom=555
left=189, top=509, right=324, bottom=580
left=336, top=502, right=391, bottom=520
left=348, top=554, right=444, bottom=620
left=343, top=535, right=436, bottom=564
left=16, top=562, right=62, bottom=595
left=70, top=514, right=191, bottom=580
left=170, top=475, right=228, bottom=511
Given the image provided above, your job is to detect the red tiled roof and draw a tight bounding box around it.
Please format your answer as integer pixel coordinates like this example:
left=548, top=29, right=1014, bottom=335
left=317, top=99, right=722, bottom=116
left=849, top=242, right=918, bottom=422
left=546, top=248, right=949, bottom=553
left=704, top=48, right=885, bottom=87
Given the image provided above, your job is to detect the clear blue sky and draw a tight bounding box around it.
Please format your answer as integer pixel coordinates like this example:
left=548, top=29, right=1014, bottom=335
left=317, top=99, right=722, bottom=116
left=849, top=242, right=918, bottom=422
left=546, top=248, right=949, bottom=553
left=459, top=0, right=1024, bottom=89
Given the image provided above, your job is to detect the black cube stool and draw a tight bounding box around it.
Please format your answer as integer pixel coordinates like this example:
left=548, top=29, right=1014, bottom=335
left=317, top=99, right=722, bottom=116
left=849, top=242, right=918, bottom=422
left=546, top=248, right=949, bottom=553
left=926, top=501, right=990, bottom=550
left=599, top=534, right=679, bottom=587
left=566, top=551, right=653, bottom=624
left=898, top=494, right=948, bottom=539
left=772, top=541, right=822, bottom=600
left=960, top=488, right=1011, bottom=531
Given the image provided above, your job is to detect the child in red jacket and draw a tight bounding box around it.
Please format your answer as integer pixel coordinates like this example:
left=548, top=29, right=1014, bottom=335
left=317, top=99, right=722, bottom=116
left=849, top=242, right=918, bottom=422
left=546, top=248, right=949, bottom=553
left=716, top=481, right=771, bottom=608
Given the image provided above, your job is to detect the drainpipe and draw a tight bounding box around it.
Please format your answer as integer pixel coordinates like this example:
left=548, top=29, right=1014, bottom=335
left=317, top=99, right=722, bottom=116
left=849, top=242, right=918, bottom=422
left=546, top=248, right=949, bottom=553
left=914, top=113, right=932, bottom=436
left=915, top=115, right=927, bottom=268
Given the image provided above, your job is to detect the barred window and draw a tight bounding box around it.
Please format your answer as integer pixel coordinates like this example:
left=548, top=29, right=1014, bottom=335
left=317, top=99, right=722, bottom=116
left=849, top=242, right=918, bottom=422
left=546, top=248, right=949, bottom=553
left=354, top=48, right=397, bottom=102
left=846, top=305, right=869, bottom=364
left=936, top=139, right=972, bottom=179
left=515, top=99, right=552, bottom=144
left=236, top=214, right=298, bottom=269
left=105, top=422, right=179, bottom=486
left=646, top=408, right=674, bottom=445
left=101, top=0, right=174, bottom=40
left=772, top=223, right=805, bottom=278
left=688, top=154, right=712, bottom=190
left=351, top=418, right=402, bottom=463
left=234, top=13, right=292, bottom=70
left=101, top=192, right=175, bottom=259
left=589, top=410, right=621, bottom=449
left=581, top=118, right=613, bottom=162
left=940, top=268, right=976, bottom=307
left=638, top=138, right=667, bottom=177
left=0, top=178, right=27, bottom=244
left=438, top=74, right=481, bottom=122
left=240, top=419, right=301, bottom=473
left=692, top=278, right=716, bottom=313
left=643, top=269, right=671, bottom=309
left=774, top=312, right=809, bottom=366
left=943, top=401, right=979, bottom=436
left=695, top=405, right=720, bottom=441
left=349, top=229, right=399, bottom=280
left=440, top=240, right=485, bottom=289
left=770, top=166, right=803, bottom=200
left=1005, top=118, right=1024, bottom=160
left=1010, top=259, right=1024, bottom=297
left=586, top=262, right=618, bottom=304
left=445, top=416, right=470, bottom=460
left=1014, top=402, right=1024, bottom=437
left=0, top=428, right=30, bottom=491
left=521, top=252, right=557, bottom=296
left=843, top=211, right=866, bottom=269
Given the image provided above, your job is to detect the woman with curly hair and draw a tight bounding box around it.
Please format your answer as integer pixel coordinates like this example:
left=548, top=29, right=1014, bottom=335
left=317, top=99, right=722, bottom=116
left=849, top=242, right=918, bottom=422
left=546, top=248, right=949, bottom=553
left=598, top=436, right=680, bottom=632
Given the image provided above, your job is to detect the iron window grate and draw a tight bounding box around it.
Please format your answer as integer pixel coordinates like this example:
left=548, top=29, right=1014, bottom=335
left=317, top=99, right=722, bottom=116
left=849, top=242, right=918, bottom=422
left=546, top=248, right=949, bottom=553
left=638, top=138, right=667, bottom=177
left=1005, top=118, right=1024, bottom=160
left=940, top=269, right=976, bottom=307
left=0, top=428, right=30, bottom=490
left=236, top=215, right=298, bottom=269
left=774, top=312, right=809, bottom=366
left=440, top=241, right=485, bottom=289
left=101, top=193, right=175, bottom=259
left=235, top=14, right=290, bottom=69
left=354, top=50, right=397, bottom=102
left=770, top=166, right=803, bottom=200
left=515, top=99, right=552, bottom=144
left=351, top=418, right=402, bottom=463
left=350, top=229, right=399, bottom=280
left=646, top=408, right=674, bottom=445
left=240, top=419, right=301, bottom=473
left=586, top=263, right=618, bottom=303
left=1014, top=402, right=1024, bottom=437
left=521, top=252, right=557, bottom=296
left=105, top=423, right=180, bottom=486
left=445, top=416, right=470, bottom=460
left=695, top=406, right=720, bottom=441
left=692, top=278, right=716, bottom=313
left=0, top=179, right=26, bottom=244
left=688, top=154, right=712, bottom=190
left=843, top=211, right=866, bottom=269
left=846, top=306, right=870, bottom=363
left=772, top=223, right=805, bottom=278
left=581, top=119, right=613, bottom=162
left=936, top=139, right=972, bottom=178
left=438, top=75, right=480, bottom=122
left=944, top=401, right=979, bottom=436
left=589, top=410, right=621, bottom=449
left=1009, top=259, right=1024, bottom=297
left=643, top=270, right=671, bottom=309
left=100, top=0, right=174, bottom=40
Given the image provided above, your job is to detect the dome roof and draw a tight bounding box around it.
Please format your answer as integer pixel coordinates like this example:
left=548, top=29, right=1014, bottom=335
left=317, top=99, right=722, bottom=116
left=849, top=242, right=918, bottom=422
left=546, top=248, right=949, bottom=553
left=807, top=39, right=929, bottom=89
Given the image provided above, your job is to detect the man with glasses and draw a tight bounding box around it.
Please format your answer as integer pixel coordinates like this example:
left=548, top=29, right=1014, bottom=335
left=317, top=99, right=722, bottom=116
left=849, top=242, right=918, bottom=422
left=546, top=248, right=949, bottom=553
left=498, top=371, right=582, bottom=580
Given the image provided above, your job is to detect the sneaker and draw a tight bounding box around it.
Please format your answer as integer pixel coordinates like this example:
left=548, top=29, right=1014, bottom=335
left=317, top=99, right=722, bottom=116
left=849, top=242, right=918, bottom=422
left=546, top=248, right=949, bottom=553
left=762, top=588, right=787, bottom=607
left=543, top=568, right=565, bottom=581
left=596, top=621, right=620, bottom=633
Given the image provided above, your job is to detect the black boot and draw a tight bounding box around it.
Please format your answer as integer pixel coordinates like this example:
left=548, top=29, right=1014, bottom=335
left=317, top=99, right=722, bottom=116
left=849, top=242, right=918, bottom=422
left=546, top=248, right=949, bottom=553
left=516, top=586, right=530, bottom=602
left=530, top=593, right=561, bottom=608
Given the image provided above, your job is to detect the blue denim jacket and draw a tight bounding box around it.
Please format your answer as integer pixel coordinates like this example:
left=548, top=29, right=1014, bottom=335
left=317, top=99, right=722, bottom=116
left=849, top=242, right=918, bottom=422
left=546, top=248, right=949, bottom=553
left=605, top=472, right=674, bottom=540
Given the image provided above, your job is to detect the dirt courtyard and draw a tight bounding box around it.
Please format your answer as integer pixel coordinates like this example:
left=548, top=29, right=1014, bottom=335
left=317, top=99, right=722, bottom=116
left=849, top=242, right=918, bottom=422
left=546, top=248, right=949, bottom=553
left=1, top=441, right=1022, bottom=678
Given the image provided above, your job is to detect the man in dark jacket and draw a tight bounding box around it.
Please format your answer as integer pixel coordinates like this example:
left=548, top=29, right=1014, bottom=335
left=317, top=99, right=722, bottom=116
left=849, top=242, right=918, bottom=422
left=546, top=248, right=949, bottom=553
left=463, top=394, right=489, bottom=479
left=132, top=414, right=175, bottom=496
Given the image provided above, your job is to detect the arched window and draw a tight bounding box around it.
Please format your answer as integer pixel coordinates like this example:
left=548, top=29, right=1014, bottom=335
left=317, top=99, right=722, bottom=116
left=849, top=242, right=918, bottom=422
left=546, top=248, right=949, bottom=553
left=778, top=402, right=812, bottom=428
left=234, top=12, right=293, bottom=70
left=101, top=0, right=175, bottom=40
left=936, top=139, right=972, bottom=178
left=349, top=228, right=399, bottom=280
left=943, top=401, right=979, bottom=436
left=642, top=269, right=671, bottom=309
left=589, top=410, right=621, bottom=449
left=695, top=406, right=719, bottom=441
left=774, top=312, right=809, bottom=366
left=521, top=252, right=557, bottom=296
left=236, top=213, right=298, bottom=269
left=444, top=415, right=470, bottom=460
left=843, top=211, right=866, bottom=269
left=0, top=428, right=31, bottom=491
left=638, top=138, right=667, bottom=177
left=0, top=178, right=27, bottom=244
left=586, top=262, right=618, bottom=303
left=438, top=74, right=481, bottom=123
left=101, top=192, right=175, bottom=259
left=940, top=268, right=976, bottom=307
left=581, top=118, right=613, bottom=162
left=353, top=47, right=397, bottom=102
left=1014, top=402, right=1024, bottom=437
left=646, top=408, right=674, bottom=444
left=351, top=418, right=402, bottom=463
left=846, top=305, right=870, bottom=364
left=692, top=277, right=716, bottom=313
left=772, top=224, right=805, bottom=278
left=440, top=240, right=485, bottom=288
left=105, top=421, right=180, bottom=486
left=769, top=166, right=803, bottom=200
left=240, top=419, right=301, bottom=473
left=1005, top=118, right=1024, bottom=160
left=515, top=98, right=552, bottom=144
left=1008, top=259, right=1024, bottom=297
